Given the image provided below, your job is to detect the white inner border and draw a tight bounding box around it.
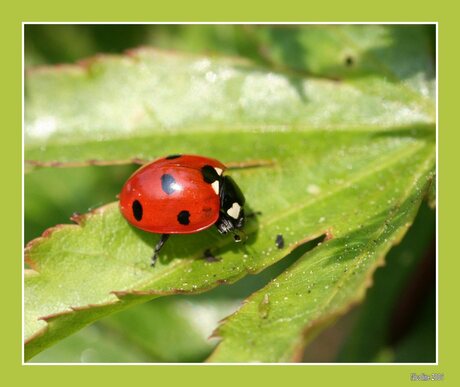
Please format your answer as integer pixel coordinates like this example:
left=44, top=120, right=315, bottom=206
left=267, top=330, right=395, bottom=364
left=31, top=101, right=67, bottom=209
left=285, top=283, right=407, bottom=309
left=22, top=21, right=439, bottom=366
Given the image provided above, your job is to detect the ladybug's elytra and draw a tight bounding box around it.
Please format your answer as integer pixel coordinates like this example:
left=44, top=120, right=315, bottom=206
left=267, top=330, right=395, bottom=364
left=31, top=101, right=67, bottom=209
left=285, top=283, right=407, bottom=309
left=119, top=154, right=246, bottom=266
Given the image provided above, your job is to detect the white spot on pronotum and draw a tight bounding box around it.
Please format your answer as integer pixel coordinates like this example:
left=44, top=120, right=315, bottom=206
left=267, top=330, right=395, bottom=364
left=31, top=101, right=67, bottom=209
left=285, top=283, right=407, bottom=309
left=211, top=180, right=219, bottom=195
left=214, top=167, right=223, bottom=175
left=227, top=202, right=241, bottom=219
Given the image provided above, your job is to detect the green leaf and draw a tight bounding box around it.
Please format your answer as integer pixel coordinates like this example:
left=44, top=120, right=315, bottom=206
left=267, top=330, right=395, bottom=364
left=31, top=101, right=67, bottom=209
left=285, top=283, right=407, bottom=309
left=207, top=141, right=433, bottom=362
left=25, top=45, right=434, bottom=167
left=428, top=173, right=436, bottom=208
left=25, top=165, right=137, bottom=243
left=336, top=202, right=435, bottom=362
left=30, top=295, right=240, bottom=363
left=24, top=128, right=435, bottom=360
left=247, top=25, right=435, bottom=85
left=24, top=25, right=435, bottom=362
left=28, top=323, right=153, bottom=363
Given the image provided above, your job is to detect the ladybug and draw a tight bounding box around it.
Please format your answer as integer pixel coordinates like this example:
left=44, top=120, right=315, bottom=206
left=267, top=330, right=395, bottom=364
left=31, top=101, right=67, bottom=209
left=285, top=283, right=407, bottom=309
left=119, top=154, right=246, bottom=266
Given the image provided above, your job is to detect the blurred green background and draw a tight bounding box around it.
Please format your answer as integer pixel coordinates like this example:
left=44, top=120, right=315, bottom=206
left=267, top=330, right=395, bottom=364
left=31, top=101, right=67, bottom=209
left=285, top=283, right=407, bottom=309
left=24, top=24, right=436, bottom=363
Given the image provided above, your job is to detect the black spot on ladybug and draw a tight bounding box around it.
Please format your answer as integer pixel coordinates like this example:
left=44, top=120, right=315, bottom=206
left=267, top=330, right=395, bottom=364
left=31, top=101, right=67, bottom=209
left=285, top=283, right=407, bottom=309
left=161, top=174, right=177, bottom=195
left=275, top=234, right=285, bottom=249
left=177, top=210, right=190, bottom=225
left=166, top=154, right=182, bottom=160
left=201, top=165, right=219, bottom=184
left=132, top=200, right=143, bottom=221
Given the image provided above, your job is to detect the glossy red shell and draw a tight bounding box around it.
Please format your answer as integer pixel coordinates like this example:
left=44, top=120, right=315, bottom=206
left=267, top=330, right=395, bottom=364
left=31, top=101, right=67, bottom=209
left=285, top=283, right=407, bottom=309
left=119, top=155, right=227, bottom=234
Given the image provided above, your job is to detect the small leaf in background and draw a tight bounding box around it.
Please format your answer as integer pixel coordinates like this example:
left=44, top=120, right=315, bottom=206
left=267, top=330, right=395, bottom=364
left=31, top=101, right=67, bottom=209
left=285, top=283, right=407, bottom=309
left=30, top=296, right=241, bottom=363
left=24, top=24, right=436, bottom=362
left=25, top=165, right=137, bottom=243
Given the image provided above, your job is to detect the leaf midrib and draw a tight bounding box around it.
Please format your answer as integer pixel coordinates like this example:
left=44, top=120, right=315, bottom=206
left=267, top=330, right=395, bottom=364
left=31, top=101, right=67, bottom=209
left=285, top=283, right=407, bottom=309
left=25, top=124, right=436, bottom=151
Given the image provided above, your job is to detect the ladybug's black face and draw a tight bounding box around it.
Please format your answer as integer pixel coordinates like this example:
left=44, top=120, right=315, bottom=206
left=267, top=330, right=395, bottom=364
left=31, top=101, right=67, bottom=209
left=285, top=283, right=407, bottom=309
left=215, top=175, right=246, bottom=235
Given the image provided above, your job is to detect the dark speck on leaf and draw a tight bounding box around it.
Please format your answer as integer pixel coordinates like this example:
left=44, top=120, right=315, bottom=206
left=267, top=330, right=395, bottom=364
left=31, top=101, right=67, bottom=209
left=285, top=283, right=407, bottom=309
left=345, top=55, right=354, bottom=67
left=275, top=234, right=285, bottom=249
left=203, top=249, right=221, bottom=263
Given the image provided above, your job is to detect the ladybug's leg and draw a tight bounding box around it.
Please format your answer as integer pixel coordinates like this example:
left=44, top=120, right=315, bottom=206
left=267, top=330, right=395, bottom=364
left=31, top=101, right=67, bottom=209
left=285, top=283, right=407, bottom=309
left=215, top=213, right=246, bottom=243
left=215, top=215, right=234, bottom=235
left=151, top=234, right=170, bottom=267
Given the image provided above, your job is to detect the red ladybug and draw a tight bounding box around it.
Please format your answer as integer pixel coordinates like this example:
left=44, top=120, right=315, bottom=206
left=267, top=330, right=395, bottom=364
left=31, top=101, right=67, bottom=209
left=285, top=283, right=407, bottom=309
left=119, top=154, right=245, bottom=266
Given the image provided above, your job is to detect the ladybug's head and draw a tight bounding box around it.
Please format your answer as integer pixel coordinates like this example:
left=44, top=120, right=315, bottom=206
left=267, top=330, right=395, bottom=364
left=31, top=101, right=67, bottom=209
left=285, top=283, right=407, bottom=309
left=215, top=175, right=246, bottom=240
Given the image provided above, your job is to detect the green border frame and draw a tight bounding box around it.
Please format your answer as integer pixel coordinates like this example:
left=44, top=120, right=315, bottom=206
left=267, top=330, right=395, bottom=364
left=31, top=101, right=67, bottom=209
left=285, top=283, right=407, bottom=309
left=6, top=1, right=452, bottom=386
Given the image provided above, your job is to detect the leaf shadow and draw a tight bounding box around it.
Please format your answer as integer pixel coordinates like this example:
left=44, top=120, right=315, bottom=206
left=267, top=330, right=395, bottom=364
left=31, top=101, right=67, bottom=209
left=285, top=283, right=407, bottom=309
left=130, top=202, right=261, bottom=266
left=361, top=25, right=436, bottom=82
left=369, top=124, right=435, bottom=142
